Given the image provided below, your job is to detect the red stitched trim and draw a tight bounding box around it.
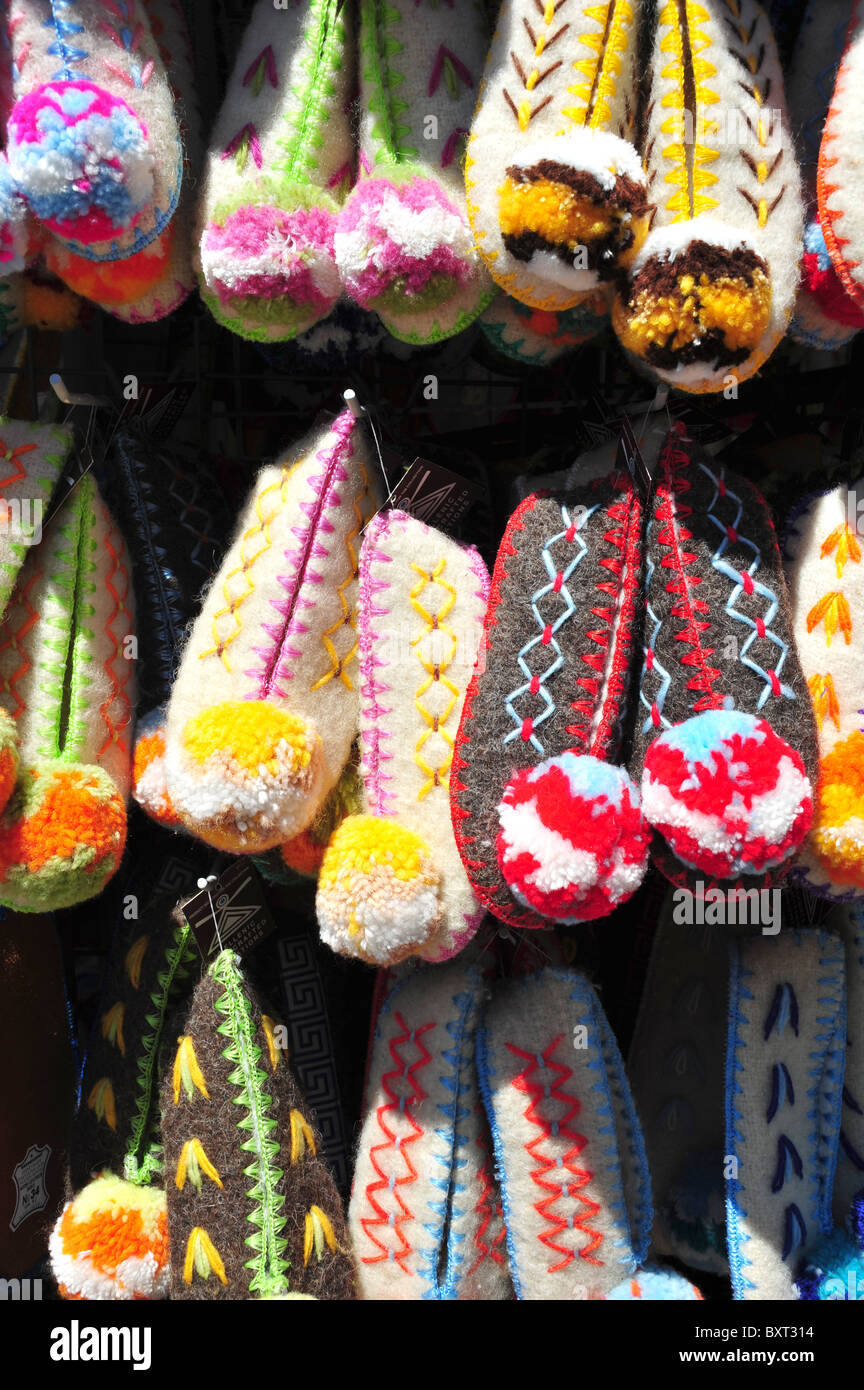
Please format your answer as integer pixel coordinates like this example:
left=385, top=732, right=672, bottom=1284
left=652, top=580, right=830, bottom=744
left=508, top=1034, right=603, bottom=1273
left=0, top=567, right=40, bottom=720
left=359, top=1011, right=433, bottom=1272
left=466, top=1113, right=508, bottom=1277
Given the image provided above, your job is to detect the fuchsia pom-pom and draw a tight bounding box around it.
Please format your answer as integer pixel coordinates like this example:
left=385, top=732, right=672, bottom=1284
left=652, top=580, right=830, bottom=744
left=496, top=753, right=651, bottom=923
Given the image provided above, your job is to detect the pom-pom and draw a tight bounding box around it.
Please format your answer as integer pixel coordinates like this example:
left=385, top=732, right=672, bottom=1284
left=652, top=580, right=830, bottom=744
left=606, top=1266, right=703, bottom=1300
left=133, top=708, right=180, bottom=828
left=810, top=731, right=864, bottom=888
left=496, top=754, right=651, bottom=923
left=167, top=700, right=323, bottom=852
left=641, top=709, right=812, bottom=879
left=0, top=708, right=19, bottom=815
left=0, top=761, right=126, bottom=911
left=317, top=814, right=441, bottom=964
left=46, top=225, right=173, bottom=305
left=50, top=1175, right=168, bottom=1301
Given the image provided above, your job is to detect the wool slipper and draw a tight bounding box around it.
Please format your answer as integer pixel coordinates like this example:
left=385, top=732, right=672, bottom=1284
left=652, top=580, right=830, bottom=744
left=161, top=946, right=356, bottom=1300
left=5, top=0, right=183, bottom=263
left=613, top=0, right=803, bottom=393
left=196, top=0, right=353, bottom=343
left=349, top=961, right=511, bottom=1300
left=316, top=510, right=489, bottom=967
left=630, top=423, right=819, bottom=894
left=783, top=482, right=864, bottom=899
left=333, top=0, right=494, bottom=344
left=725, top=929, right=846, bottom=1300
left=787, top=2, right=864, bottom=351
left=478, top=285, right=610, bottom=368
left=148, top=408, right=379, bottom=854
left=476, top=966, right=703, bottom=1300
left=0, top=415, right=72, bottom=620
left=466, top=0, right=646, bottom=312
left=816, top=3, right=864, bottom=320
left=0, top=470, right=136, bottom=911
left=451, top=469, right=650, bottom=929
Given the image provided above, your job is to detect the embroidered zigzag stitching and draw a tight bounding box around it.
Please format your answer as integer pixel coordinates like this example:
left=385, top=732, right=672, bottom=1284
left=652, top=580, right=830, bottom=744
left=639, top=550, right=672, bottom=734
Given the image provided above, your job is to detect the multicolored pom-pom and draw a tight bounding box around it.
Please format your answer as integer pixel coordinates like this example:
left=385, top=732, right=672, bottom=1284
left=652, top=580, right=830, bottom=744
left=50, top=1175, right=169, bottom=1301
left=605, top=1266, right=703, bottom=1301
left=641, top=709, right=813, bottom=880
left=496, top=753, right=651, bottom=923
left=317, top=814, right=441, bottom=964
left=810, top=730, right=864, bottom=889
left=132, top=708, right=180, bottom=829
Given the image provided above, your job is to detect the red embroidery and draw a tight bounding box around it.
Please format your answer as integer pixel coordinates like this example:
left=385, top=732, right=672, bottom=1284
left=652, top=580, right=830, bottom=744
left=466, top=1114, right=507, bottom=1277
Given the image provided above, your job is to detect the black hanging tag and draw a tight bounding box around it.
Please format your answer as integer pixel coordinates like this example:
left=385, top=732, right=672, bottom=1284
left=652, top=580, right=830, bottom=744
left=388, top=457, right=481, bottom=531
left=181, top=859, right=277, bottom=961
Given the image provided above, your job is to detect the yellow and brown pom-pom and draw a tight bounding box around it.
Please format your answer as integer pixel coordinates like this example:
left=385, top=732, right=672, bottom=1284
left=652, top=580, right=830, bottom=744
left=812, top=731, right=864, bottom=888
left=0, top=761, right=126, bottom=911
left=49, top=1175, right=169, bottom=1301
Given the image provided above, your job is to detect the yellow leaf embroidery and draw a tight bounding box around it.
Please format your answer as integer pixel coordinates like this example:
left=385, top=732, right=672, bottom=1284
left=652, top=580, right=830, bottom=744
left=261, top=1015, right=283, bottom=1072
left=87, top=1077, right=117, bottom=1131
left=100, top=1002, right=125, bottom=1056
left=289, top=1109, right=316, bottom=1165
left=176, top=1138, right=223, bottom=1192
left=806, top=591, right=853, bottom=647
left=183, top=1227, right=228, bottom=1285
left=173, top=1036, right=210, bottom=1104
left=808, top=673, right=841, bottom=732
left=821, top=523, right=862, bottom=579
left=124, top=935, right=149, bottom=989
left=303, top=1206, right=337, bottom=1266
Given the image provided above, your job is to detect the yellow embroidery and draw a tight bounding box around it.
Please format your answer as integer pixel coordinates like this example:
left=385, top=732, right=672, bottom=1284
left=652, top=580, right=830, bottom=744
left=311, top=460, right=372, bottom=693
left=184, top=1227, right=228, bottom=1285
left=807, top=591, right=853, bottom=648
left=563, top=2, right=635, bottom=130
left=200, top=472, right=289, bottom=670
left=124, top=935, right=149, bottom=990
left=808, top=673, right=841, bottom=732
left=290, top=1109, right=317, bottom=1165
left=658, top=0, right=719, bottom=222
left=261, top=1014, right=283, bottom=1072
left=87, top=1077, right=117, bottom=1131
left=176, top=1138, right=223, bottom=1192
left=303, top=1206, right=338, bottom=1265
left=173, top=1036, right=210, bottom=1104
left=821, top=523, right=862, bottom=579
left=410, top=560, right=459, bottom=799
left=101, top=1002, right=125, bottom=1056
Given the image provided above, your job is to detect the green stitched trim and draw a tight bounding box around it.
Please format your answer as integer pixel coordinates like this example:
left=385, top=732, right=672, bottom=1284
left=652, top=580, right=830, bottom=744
left=381, top=280, right=496, bottom=344
left=480, top=317, right=552, bottom=366
left=361, top=0, right=417, bottom=164
left=274, top=0, right=346, bottom=182
left=51, top=480, right=97, bottom=762
left=211, top=950, right=290, bottom=1298
left=123, top=913, right=198, bottom=1186
left=199, top=282, right=326, bottom=343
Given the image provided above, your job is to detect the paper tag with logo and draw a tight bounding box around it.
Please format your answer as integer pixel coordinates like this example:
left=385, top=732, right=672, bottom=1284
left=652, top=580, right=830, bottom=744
left=182, top=859, right=277, bottom=961
left=389, top=458, right=480, bottom=530
left=9, top=1144, right=51, bottom=1232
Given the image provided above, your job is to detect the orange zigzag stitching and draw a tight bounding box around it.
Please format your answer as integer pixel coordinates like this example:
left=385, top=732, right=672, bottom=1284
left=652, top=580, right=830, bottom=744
left=507, top=1034, right=603, bottom=1273
left=360, top=1011, right=434, bottom=1273
left=98, top=524, right=133, bottom=758
left=0, top=567, right=40, bottom=719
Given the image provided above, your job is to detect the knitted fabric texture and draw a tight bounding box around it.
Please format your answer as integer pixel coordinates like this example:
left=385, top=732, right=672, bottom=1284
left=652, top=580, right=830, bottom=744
left=0, top=415, right=71, bottom=619
left=630, top=423, right=819, bottom=893
left=817, top=3, right=864, bottom=316
left=196, top=0, right=353, bottom=342
left=725, top=929, right=846, bottom=1301
left=333, top=0, right=494, bottom=344
left=451, top=470, right=647, bottom=928
left=157, top=408, right=379, bottom=853
left=784, top=483, right=864, bottom=898
left=0, top=472, right=136, bottom=911
left=6, top=0, right=183, bottom=261
left=161, top=947, right=356, bottom=1300
left=349, top=961, right=511, bottom=1300
left=612, top=0, right=803, bottom=393
left=466, top=0, right=645, bottom=310
left=317, top=510, right=489, bottom=966
left=479, top=286, right=610, bottom=367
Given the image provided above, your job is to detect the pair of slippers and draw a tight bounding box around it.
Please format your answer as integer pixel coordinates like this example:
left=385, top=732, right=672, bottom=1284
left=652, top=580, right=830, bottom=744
left=197, top=0, right=494, bottom=345
left=468, top=0, right=803, bottom=393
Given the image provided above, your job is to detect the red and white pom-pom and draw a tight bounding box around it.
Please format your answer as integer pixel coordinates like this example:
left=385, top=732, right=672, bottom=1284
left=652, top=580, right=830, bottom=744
left=641, top=709, right=813, bottom=879
left=497, top=753, right=651, bottom=923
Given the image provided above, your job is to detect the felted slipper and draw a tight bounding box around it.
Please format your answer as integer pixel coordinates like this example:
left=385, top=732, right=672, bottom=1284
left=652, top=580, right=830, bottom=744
left=630, top=423, right=819, bottom=893
left=333, top=0, right=494, bottom=344
left=478, top=285, right=610, bottom=368
left=5, top=0, right=183, bottom=262
left=466, top=0, right=646, bottom=311
left=349, top=961, right=511, bottom=1300
left=143, top=408, right=379, bottom=853
left=613, top=0, right=803, bottom=393
left=197, top=0, right=353, bottom=342
left=316, top=510, right=489, bottom=967
left=817, top=3, right=864, bottom=321
left=451, top=469, right=650, bottom=929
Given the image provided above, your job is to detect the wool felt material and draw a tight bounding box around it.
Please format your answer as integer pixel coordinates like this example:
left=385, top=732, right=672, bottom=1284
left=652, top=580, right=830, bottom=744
left=786, top=2, right=863, bottom=351
left=349, top=962, right=511, bottom=1300
left=0, top=414, right=70, bottom=619
left=161, top=946, right=356, bottom=1300
left=5, top=0, right=183, bottom=262
left=196, top=0, right=353, bottom=343
left=630, top=423, right=819, bottom=893
left=479, top=285, right=610, bottom=367
left=279, top=754, right=364, bottom=879
left=817, top=3, right=864, bottom=316
left=466, top=0, right=646, bottom=311
left=477, top=967, right=705, bottom=1300
left=317, top=510, right=489, bottom=967
left=829, top=903, right=864, bottom=1226
left=157, top=408, right=380, bottom=854
left=627, top=889, right=729, bottom=1275
left=0, top=471, right=137, bottom=911
left=451, top=469, right=648, bottom=929
left=613, top=0, right=803, bottom=393
left=725, top=929, right=846, bottom=1301
left=784, top=482, right=864, bottom=899
left=332, top=0, right=494, bottom=345
left=796, top=1202, right=864, bottom=1300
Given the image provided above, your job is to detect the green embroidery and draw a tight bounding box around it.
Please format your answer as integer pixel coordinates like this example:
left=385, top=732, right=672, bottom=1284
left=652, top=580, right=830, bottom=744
left=211, top=950, right=291, bottom=1299
left=383, top=282, right=496, bottom=345
left=275, top=0, right=347, bottom=183
left=480, top=317, right=551, bottom=367
left=361, top=0, right=417, bottom=164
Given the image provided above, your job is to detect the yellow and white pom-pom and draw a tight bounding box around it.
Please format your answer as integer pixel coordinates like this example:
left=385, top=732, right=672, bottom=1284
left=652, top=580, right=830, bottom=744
left=165, top=700, right=323, bottom=852
left=317, top=814, right=441, bottom=965
left=49, top=1175, right=169, bottom=1301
